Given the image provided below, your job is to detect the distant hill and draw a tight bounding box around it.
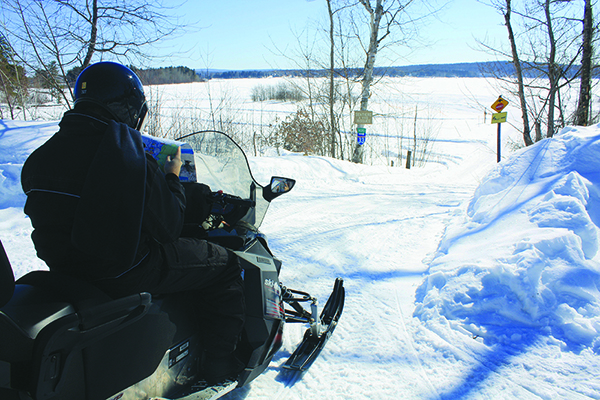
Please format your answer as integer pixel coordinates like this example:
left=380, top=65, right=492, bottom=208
left=196, top=62, right=516, bottom=79
left=197, top=61, right=584, bottom=80
left=378, top=62, right=515, bottom=78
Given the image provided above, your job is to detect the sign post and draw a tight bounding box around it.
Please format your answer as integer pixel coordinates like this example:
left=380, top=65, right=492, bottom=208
left=490, top=96, right=509, bottom=162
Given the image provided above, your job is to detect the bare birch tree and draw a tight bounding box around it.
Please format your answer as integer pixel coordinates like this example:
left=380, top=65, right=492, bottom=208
left=543, top=0, right=559, bottom=138
left=0, top=0, right=186, bottom=108
left=348, top=0, right=432, bottom=163
left=575, top=0, right=593, bottom=126
left=504, top=0, right=534, bottom=145
left=271, top=0, right=436, bottom=162
left=327, top=0, right=338, bottom=158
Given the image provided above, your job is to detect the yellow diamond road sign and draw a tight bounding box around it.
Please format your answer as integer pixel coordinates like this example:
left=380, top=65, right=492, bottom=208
left=491, top=97, right=509, bottom=113
left=354, top=110, right=373, bottom=125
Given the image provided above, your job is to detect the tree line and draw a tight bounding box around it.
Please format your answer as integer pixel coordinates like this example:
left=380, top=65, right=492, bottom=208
left=204, top=61, right=595, bottom=80
left=134, top=67, right=204, bottom=85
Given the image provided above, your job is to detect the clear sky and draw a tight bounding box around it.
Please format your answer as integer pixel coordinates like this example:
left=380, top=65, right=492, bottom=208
left=154, top=0, right=508, bottom=71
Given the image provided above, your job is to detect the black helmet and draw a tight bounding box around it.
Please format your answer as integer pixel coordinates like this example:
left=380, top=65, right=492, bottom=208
left=74, top=61, right=148, bottom=131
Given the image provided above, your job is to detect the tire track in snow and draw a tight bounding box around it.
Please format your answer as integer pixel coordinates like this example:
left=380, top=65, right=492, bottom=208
left=394, top=288, right=440, bottom=399
left=264, top=183, right=466, bottom=282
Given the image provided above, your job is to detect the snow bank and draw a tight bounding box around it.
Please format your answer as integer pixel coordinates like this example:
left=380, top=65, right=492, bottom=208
left=415, top=125, right=600, bottom=353
left=0, top=120, right=57, bottom=209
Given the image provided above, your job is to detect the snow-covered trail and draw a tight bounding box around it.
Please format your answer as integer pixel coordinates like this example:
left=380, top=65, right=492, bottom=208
left=5, top=115, right=598, bottom=399
left=222, top=153, right=484, bottom=399
left=225, top=131, right=600, bottom=399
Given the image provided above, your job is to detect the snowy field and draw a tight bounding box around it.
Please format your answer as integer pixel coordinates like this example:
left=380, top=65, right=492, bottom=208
left=1, top=77, right=600, bottom=399
left=12, top=76, right=506, bottom=167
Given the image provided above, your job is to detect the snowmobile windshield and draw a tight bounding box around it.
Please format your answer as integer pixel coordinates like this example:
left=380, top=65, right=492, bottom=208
left=181, top=130, right=269, bottom=229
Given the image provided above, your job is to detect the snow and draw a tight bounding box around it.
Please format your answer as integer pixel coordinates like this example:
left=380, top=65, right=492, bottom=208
left=2, top=77, right=600, bottom=399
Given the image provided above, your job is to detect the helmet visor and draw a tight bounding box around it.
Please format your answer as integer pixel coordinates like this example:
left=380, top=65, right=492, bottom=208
left=135, top=102, right=149, bottom=132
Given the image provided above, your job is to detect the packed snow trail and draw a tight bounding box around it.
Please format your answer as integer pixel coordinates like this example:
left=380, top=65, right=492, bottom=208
left=231, top=134, right=599, bottom=399
left=225, top=153, right=482, bottom=399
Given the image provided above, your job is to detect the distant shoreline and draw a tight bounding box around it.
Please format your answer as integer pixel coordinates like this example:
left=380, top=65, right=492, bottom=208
left=196, top=61, right=583, bottom=80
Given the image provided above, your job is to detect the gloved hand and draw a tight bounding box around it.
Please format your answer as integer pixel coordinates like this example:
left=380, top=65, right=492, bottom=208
left=182, top=182, right=212, bottom=224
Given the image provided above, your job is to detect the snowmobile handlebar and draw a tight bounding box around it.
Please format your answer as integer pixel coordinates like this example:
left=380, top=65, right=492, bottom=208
left=201, top=191, right=256, bottom=231
left=211, top=191, right=255, bottom=208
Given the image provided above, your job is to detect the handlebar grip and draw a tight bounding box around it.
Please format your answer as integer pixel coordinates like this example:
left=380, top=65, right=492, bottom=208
left=225, top=196, right=255, bottom=208
left=212, top=192, right=255, bottom=208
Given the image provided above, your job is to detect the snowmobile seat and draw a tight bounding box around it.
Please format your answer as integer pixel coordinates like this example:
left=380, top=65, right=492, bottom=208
left=0, top=241, right=31, bottom=400
left=2, top=271, right=174, bottom=400
left=0, top=244, right=176, bottom=400
left=0, top=269, right=112, bottom=365
left=0, top=240, right=34, bottom=364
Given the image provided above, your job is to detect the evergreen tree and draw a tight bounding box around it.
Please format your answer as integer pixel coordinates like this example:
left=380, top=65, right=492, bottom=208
left=33, top=61, right=62, bottom=102
left=0, top=34, right=27, bottom=119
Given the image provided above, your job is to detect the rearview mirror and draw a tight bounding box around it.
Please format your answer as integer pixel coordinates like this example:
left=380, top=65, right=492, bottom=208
left=263, top=176, right=295, bottom=201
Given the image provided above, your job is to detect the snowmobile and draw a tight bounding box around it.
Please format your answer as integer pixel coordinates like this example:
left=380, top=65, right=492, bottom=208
left=0, top=130, right=345, bottom=400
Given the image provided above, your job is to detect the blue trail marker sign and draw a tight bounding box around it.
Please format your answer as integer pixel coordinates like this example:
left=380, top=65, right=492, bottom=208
left=357, top=127, right=366, bottom=145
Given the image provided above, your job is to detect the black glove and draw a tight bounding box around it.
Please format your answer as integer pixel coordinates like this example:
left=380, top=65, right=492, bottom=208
left=211, top=193, right=250, bottom=228
left=182, top=182, right=212, bottom=224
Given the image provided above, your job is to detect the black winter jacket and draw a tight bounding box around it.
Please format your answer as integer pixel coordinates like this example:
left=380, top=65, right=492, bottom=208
left=21, top=111, right=186, bottom=280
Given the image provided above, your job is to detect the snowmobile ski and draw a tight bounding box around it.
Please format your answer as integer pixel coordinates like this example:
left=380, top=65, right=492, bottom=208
left=283, top=278, right=345, bottom=371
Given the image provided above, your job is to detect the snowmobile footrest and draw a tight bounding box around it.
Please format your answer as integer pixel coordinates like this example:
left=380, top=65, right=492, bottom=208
left=171, top=379, right=237, bottom=400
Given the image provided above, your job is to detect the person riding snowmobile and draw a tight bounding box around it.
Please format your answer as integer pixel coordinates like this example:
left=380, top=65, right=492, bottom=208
left=20, top=61, right=245, bottom=385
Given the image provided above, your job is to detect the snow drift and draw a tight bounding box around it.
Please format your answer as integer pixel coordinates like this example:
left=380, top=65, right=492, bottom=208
left=414, top=125, right=600, bottom=353
left=0, top=120, right=58, bottom=209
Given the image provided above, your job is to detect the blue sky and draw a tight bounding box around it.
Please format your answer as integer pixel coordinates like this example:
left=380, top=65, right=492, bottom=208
left=155, top=0, right=508, bottom=70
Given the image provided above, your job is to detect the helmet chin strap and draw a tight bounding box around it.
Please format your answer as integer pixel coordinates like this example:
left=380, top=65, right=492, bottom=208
left=73, top=100, right=119, bottom=123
